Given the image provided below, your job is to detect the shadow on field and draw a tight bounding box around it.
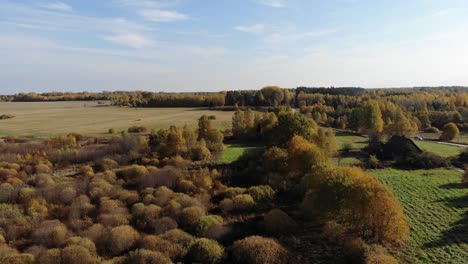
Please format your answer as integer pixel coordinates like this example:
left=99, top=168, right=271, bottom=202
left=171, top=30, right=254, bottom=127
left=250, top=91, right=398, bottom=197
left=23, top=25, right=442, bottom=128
left=439, top=183, right=468, bottom=190
left=424, top=195, right=468, bottom=248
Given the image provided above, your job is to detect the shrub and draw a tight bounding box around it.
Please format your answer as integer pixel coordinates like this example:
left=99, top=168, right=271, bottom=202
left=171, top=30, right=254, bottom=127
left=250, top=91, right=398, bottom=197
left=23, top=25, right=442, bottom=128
left=263, top=209, right=296, bottom=235
left=424, top=126, right=440, bottom=133
left=302, top=166, right=409, bottom=245
left=118, top=165, right=148, bottom=185
left=66, top=237, right=97, bottom=256
left=80, top=224, right=106, bottom=247
left=59, top=187, right=77, bottom=204
left=32, top=220, right=68, bottom=248
left=464, top=168, right=468, bottom=183
left=132, top=203, right=162, bottom=230
left=187, top=238, right=224, bottom=264
left=62, top=245, right=97, bottom=264
left=440, top=122, right=459, bottom=141
left=288, top=135, right=328, bottom=177
left=222, top=187, right=246, bottom=199
left=219, top=198, right=234, bottom=213
left=0, top=183, right=16, bottom=203
left=108, top=225, right=140, bottom=255
left=190, top=144, right=211, bottom=161
left=108, top=128, right=116, bottom=134
left=263, top=147, right=289, bottom=174
left=37, top=248, right=62, bottom=264
left=365, top=246, right=398, bottom=264
left=159, top=229, right=194, bottom=248
left=95, top=159, right=119, bottom=172
left=404, top=152, right=448, bottom=169
left=35, top=164, right=51, bottom=174
left=367, top=155, right=380, bottom=169
left=141, top=235, right=185, bottom=261
left=320, top=221, right=347, bottom=242
left=35, top=173, right=55, bottom=188
left=232, top=194, right=255, bottom=211
left=126, top=249, right=172, bottom=264
left=178, top=206, right=206, bottom=227
left=196, top=215, right=224, bottom=236
left=128, top=126, right=148, bottom=133
left=0, top=253, right=35, bottom=264
left=231, top=236, right=289, bottom=264
left=247, top=185, right=275, bottom=202
left=153, top=217, right=178, bottom=235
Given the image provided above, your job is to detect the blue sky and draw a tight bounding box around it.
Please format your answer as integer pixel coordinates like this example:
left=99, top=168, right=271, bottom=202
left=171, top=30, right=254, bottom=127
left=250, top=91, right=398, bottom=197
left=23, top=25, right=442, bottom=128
left=1, top=0, right=468, bottom=93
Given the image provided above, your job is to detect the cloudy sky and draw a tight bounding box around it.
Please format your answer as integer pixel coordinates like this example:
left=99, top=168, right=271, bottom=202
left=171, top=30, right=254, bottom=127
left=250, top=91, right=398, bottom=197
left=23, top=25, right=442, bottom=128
left=1, top=0, right=468, bottom=93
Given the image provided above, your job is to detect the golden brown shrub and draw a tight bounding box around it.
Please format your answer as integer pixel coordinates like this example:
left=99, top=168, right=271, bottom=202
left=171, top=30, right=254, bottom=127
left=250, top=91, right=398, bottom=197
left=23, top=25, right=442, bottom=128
left=66, top=237, right=97, bottom=256
left=35, top=164, right=51, bottom=174
left=196, top=215, right=224, bottom=237
left=126, top=249, right=172, bottom=264
left=178, top=206, right=206, bottom=227
left=32, top=220, right=69, bottom=248
left=231, top=194, right=255, bottom=211
left=153, top=217, right=178, bottom=235
left=187, top=238, right=224, bottom=264
left=62, top=245, right=97, bottom=264
left=141, top=235, right=185, bottom=261
left=158, top=229, right=194, bottom=248
left=108, top=225, right=140, bottom=255
left=365, top=246, right=398, bottom=264
left=247, top=185, right=275, bottom=202
left=59, top=187, right=77, bottom=204
left=263, top=209, right=296, bottom=235
left=37, top=248, right=62, bottom=264
left=231, top=236, right=289, bottom=264
left=302, top=166, right=409, bottom=245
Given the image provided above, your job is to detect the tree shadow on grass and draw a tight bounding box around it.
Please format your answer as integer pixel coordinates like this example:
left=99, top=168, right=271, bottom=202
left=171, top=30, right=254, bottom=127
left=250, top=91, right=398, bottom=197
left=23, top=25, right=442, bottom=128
left=424, top=196, right=468, bottom=248
left=439, top=182, right=468, bottom=190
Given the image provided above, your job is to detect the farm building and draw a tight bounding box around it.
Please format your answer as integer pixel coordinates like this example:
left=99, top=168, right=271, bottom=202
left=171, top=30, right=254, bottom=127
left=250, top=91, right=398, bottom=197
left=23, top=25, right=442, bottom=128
left=382, top=136, right=423, bottom=160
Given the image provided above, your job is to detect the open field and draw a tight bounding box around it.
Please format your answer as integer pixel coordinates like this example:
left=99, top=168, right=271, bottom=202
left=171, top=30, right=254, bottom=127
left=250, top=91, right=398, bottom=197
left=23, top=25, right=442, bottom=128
left=0, top=101, right=235, bottom=136
left=370, top=168, right=468, bottom=264
left=415, top=141, right=465, bottom=158
left=334, top=130, right=368, bottom=150
left=220, top=142, right=264, bottom=164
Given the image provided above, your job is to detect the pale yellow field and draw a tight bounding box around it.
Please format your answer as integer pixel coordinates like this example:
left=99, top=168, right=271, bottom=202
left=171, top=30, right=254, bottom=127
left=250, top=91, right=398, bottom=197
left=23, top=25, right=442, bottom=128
left=0, top=101, right=235, bottom=136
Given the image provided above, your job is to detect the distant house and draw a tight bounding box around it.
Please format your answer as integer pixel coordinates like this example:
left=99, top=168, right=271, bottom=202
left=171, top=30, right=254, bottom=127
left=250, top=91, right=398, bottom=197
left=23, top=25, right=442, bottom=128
left=382, top=136, right=422, bottom=160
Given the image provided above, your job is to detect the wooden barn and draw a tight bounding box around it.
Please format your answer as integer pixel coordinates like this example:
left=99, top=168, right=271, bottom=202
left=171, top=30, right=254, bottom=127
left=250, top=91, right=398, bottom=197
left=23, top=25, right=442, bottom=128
left=382, top=136, right=423, bottom=160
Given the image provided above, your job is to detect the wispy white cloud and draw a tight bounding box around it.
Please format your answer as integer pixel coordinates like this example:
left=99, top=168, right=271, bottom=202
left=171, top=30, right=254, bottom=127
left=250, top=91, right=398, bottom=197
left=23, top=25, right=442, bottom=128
left=235, top=24, right=265, bottom=33
left=103, top=33, right=152, bottom=48
left=39, top=1, right=72, bottom=12
left=258, top=0, right=284, bottom=8
left=116, top=0, right=179, bottom=8
left=139, top=9, right=188, bottom=22
left=431, top=10, right=449, bottom=17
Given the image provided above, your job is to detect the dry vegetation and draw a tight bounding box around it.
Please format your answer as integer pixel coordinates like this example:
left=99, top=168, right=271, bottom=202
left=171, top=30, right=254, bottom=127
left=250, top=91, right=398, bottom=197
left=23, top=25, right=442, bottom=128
left=0, top=102, right=234, bottom=136
left=1, top=87, right=467, bottom=263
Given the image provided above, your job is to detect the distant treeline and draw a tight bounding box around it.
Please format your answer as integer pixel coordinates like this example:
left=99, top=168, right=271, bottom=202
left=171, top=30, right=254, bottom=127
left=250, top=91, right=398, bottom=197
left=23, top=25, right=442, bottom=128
left=10, top=92, right=115, bottom=102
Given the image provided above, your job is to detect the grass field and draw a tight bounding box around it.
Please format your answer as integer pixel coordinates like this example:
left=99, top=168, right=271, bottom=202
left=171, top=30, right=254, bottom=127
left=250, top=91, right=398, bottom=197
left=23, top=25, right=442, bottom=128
left=415, top=141, right=466, bottom=157
left=220, top=142, right=264, bottom=164
left=370, top=168, right=468, bottom=264
left=0, top=101, right=235, bottom=136
left=334, top=131, right=368, bottom=150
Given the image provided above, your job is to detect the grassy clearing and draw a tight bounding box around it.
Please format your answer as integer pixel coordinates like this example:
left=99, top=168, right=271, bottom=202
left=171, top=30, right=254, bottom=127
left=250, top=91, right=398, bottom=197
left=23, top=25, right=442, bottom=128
left=415, top=141, right=465, bottom=158
left=0, top=101, right=235, bottom=136
left=370, top=168, right=468, bottom=264
left=335, top=131, right=368, bottom=150
left=220, top=142, right=264, bottom=164
left=337, top=156, right=362, bottom=165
